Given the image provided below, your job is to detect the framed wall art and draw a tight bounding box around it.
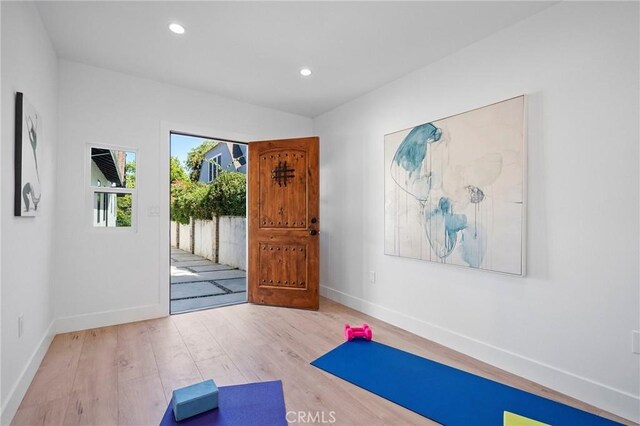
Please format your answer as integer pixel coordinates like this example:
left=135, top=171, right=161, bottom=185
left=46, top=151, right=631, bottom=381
left=384, top=96, right=526, bottom=275
left=15, top=92, right=42, bottom=217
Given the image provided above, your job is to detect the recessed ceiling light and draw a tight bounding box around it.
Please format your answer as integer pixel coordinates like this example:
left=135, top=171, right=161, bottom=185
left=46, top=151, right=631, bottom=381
left=169, top=23, right=185, bottom=34
left=300, top=68, right=312, bottom=77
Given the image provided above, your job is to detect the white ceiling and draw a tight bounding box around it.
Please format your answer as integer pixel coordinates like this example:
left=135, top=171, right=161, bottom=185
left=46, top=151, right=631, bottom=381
left=36, top=1, right=555, bottom=118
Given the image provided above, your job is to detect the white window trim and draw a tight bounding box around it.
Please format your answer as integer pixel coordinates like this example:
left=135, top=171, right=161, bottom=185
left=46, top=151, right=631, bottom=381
left=211, top=153, right=222, bottom=181
left=86, top=143, right=138, bottom=232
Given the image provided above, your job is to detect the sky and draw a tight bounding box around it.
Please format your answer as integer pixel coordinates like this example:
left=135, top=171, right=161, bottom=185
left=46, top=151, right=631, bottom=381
left=125, top=151, right=136, bottom=164
left=170, top=133, right=207, bottom=167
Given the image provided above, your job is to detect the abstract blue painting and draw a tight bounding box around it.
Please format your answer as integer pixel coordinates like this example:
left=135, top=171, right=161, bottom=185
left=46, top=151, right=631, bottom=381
left=384, top=96, right=525, bottom=275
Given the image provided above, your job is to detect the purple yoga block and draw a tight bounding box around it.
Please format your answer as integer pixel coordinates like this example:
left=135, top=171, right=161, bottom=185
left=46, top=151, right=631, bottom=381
left=172, top=379, right=219, bottom=421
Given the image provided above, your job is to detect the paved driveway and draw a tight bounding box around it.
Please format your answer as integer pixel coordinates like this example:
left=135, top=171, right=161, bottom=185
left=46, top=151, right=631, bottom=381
left=171, top=248, right=247, bottom=313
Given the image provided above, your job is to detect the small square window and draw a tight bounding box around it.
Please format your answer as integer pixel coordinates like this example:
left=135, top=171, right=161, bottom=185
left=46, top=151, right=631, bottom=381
left=90, top=148, right=136, bottom=188
left=93, top=192, right=133, bottom=227
left=90, top=146, right=136, bottom=228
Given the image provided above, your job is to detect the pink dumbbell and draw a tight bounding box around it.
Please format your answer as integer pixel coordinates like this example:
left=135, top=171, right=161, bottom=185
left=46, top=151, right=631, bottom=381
left=344, top=323, right=373, bottom=341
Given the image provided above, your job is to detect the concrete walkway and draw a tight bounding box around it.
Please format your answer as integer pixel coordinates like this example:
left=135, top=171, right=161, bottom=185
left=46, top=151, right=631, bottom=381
left=171, top=247, right=247, bottom=314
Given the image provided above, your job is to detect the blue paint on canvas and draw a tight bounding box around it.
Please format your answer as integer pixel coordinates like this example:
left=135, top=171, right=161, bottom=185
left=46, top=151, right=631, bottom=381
left=391, top=121, right=497, bottom=268
left=460, top=224, right=486, bottom=268
left=392, top=123, right=442, bottom=174
left=424, top=197, right=468, bottom=258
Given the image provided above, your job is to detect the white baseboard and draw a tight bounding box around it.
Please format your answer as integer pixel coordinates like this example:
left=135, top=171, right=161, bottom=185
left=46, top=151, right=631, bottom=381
left=320, top=285, right=639, bottom=423
left=55, top=303, right=166, bottom=333
left=1, top=321, right=55, bottom=426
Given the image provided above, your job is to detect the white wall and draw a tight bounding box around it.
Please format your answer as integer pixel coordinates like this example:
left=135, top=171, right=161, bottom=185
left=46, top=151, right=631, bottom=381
left=314, top=2, right=639, bottom=422
left=54, top=60, right=313, bottom=330
left=179, top=221, right=192, bottom=253
left=1, top=2, right=58, bottom=422
left=173, top=218, right=246, bottom=270
left=219, top=216, right=246, bottom=270
left=193, top=219, right=215, bottom=260
left=170, top=221, right=178, bottom=248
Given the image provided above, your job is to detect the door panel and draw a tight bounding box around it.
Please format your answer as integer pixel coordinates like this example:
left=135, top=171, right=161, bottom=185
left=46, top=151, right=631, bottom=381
left=248, top=137, right=319, bottom=310
left=258, top=149, right=308, bottom=229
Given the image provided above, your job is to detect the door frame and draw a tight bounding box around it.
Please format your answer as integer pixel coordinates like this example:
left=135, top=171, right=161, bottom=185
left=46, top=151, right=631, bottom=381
left=159, top=121, right=253, bottom=316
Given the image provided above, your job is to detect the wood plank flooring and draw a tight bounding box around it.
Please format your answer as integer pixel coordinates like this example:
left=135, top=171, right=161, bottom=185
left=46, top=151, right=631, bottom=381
left=11, top=298, right=633, bottom=425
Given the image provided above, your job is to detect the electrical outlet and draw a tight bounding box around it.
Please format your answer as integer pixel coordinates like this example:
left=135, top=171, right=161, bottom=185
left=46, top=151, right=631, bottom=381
left=632, top=330, right=639, bottom=354
left=369, top=271, right=376, bottom=284
left=18, top=314, right=24, bottom=338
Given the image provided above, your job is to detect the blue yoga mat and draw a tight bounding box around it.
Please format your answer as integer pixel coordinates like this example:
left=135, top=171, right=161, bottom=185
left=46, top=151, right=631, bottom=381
left=311, top=341, right=621, bottom=426
left=159, top=380, right=287, bottom=426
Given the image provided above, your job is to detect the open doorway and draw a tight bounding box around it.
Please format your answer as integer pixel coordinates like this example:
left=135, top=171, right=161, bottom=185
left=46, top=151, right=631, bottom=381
left=169, top=132, right=248, bottom=314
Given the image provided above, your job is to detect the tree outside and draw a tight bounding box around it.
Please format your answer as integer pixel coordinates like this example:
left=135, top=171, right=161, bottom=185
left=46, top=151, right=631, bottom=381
left=170, top=156, right=188, bottom=183
left=171, top=140, right=246, bottom=224
left=116, top=159, right=136, bottom=227
left=185, top=140, right=218, bottom=182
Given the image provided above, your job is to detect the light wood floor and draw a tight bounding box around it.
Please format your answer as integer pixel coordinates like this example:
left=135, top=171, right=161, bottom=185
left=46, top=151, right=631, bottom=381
left=12, top=298, right=632, bottom=426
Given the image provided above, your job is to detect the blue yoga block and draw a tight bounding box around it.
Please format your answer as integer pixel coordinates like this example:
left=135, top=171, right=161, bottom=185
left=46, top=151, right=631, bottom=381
left=172, top=379, right=219, bottom=421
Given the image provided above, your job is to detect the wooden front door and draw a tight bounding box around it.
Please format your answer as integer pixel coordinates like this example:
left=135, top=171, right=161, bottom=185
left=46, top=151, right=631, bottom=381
left=248, top=137, right=319, bottom=310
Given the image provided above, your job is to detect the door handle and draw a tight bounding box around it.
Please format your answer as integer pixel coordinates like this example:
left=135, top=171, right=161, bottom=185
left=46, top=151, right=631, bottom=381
left=310, top=229, right=318, bottom=236
left=311, top=217, right=318, bottom=224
